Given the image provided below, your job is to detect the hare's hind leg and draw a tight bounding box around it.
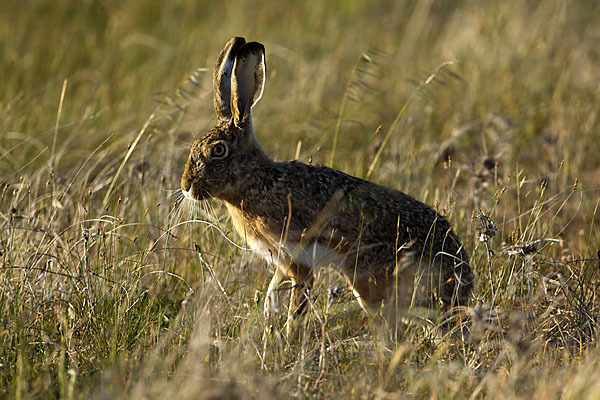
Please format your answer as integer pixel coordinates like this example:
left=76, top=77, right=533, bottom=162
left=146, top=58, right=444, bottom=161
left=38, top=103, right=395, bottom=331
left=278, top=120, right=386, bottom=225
left=345, top=265, right=414, bottom=316
left=347, top=274, right=387, bottom=316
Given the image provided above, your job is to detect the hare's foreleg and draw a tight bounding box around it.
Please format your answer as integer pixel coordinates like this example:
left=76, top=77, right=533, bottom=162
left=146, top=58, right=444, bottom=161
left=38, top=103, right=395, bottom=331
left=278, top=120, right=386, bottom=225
left=285, top=263, right=314, bottom=335
left=287, top=263, right=314, bottom=319
left=263, top=262, right=314, bottom=334
left=264, top=266, right=286, bottom=315
left=263, top=263, right=314, bottom=316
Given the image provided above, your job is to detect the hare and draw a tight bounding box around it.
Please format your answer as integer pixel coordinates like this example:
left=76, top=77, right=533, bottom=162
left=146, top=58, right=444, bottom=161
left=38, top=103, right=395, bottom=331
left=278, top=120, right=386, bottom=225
left=181, top=37, right=474, bottom=330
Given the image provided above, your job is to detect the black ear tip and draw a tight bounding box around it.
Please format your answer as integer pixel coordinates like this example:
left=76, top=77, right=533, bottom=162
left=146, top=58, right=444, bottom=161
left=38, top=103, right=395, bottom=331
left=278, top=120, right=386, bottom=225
left=218, top=38, right=246, bottom=61
left=230, top=37, right=246, bottom=46
left=238, top=42, right=265, bottom=58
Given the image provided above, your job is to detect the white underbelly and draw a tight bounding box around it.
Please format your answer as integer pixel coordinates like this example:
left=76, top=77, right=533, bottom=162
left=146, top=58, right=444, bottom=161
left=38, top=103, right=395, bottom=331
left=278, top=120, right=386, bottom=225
left=246, top=236, right=344, bottom=270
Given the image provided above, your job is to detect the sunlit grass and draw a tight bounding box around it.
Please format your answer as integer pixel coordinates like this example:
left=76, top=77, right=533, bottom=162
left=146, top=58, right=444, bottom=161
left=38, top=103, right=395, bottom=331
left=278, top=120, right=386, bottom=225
left=1, top=0, right=599, bottom=398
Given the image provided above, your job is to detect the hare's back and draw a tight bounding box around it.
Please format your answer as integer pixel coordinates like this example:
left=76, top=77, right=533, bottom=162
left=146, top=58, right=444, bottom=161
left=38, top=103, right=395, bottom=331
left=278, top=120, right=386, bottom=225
left=268, top=162, right=466, bottom=265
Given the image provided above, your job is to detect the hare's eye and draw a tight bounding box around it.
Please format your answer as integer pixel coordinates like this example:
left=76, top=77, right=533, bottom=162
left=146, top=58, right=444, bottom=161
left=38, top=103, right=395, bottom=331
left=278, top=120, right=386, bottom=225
left=209, top=142, right=228, bottom=159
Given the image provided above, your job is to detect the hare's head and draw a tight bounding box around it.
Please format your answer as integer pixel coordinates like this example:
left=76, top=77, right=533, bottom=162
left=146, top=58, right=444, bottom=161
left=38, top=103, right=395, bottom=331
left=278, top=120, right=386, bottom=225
left=181, top=37, right=269, bottom=202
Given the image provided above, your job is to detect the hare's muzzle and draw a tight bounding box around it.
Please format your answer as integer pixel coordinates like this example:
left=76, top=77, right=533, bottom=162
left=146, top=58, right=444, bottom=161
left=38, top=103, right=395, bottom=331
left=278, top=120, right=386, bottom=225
left=181, top=161, right=209, bottom=201
left=181, top=161, right=202, bottom=201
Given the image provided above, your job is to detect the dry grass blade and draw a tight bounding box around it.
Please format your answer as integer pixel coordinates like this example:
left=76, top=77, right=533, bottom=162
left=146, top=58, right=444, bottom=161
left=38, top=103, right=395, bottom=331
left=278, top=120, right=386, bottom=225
left=101, top=112, right=156, bottom=209
left=366, top=61, right=460, bottom=179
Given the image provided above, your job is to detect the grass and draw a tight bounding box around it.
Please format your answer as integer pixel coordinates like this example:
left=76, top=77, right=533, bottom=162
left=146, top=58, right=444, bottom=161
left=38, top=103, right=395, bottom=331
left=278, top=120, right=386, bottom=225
left=1, top=0, right=600, bottom=398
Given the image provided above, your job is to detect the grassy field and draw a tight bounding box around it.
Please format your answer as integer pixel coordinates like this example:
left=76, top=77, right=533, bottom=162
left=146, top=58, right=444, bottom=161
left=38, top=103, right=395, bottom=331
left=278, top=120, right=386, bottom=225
left=1, top=0, right=600, bottom=398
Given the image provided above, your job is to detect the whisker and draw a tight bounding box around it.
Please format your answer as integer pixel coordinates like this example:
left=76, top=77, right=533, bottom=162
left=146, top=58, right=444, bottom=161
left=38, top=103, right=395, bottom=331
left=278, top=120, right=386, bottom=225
left=160, top=217, right=250, bottom=251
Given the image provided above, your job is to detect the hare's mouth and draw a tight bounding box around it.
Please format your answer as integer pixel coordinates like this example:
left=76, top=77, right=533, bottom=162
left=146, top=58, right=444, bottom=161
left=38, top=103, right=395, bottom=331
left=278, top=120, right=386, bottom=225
left=182, top=188, right=208, bottom=202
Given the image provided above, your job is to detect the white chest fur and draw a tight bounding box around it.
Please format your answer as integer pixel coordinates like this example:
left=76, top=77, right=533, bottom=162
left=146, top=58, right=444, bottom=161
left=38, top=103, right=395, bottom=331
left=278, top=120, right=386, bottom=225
left=246, top=236, right=344, bottom=270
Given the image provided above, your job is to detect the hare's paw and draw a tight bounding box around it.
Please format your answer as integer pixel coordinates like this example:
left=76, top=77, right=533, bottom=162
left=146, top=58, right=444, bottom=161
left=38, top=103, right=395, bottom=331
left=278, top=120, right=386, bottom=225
left=264, top=288, right=280, bottom=316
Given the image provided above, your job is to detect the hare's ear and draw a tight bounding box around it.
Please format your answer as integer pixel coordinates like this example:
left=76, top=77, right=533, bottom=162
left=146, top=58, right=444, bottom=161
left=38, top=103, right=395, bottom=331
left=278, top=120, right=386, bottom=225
left=213, top=37, right=246, bottom=122
left=231, top=42, right=265, bottom=127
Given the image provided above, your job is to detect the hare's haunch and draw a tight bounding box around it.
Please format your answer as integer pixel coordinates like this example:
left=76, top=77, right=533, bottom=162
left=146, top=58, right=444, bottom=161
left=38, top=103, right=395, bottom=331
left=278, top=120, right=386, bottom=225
left=181, top=37, right=474, bottom=328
